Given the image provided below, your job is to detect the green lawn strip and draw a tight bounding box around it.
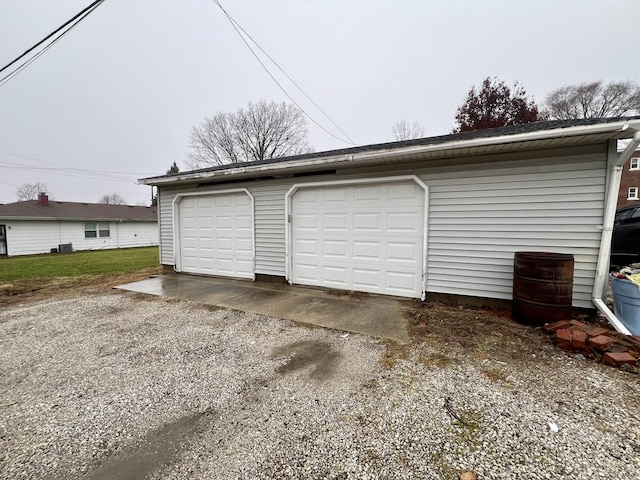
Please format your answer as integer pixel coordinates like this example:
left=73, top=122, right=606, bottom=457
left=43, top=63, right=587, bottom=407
left=0, top=247, right=160, bottom=281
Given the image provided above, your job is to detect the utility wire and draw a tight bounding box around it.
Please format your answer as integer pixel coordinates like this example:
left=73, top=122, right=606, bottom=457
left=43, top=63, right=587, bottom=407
left=0, top=0, right=105, bottom=75
left=0, top=164, right=136, bottom=183
left=212, top=0, right=356, bottom=146
left=0, top=0, right=106, bottom=86
left=0, top=150, right=158, bottom=176
left=213, top=1, right=354, bottom=145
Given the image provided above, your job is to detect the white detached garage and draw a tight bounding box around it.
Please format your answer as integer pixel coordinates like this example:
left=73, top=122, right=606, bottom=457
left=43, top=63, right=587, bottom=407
left=141, top=118, right=640, bottom=332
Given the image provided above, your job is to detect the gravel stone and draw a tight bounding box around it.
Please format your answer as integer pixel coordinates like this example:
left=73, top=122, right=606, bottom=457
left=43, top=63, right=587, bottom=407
left=1, top=292, right=639, bottom=479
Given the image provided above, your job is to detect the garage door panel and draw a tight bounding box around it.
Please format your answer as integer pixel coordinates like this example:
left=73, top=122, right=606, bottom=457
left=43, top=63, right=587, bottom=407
left=354, top=185, right=381, bottom=201
left=217, top=237, right=233, bottom=252
left=325, top=240, right=348, bottom=258
left=296, top=239, right=318, bottom=256
left=324, top=213, right=347, bottom=230
left=295, top=189, right=319, bottom=204
left=178, top=192, right=254, bottom=279
left=388, top=183, right=420, bottom=199
left=291, top=181, right=425, bottom=298
left=236, top=215, right=252, bottom=229
left=353, top=241, right=379, bottom=259
left=387, top=212, right=419, bottom=232
left=323, top=266, right=348, bottom=285
left=353, top=213, right=381, bottom=231
left=387, top=242, right=419, bottom=262
left=353, top=268, right=379, bottom=288
left=324, top=188, right=348, bottom=202
left=387, top=272, right=419, bottom=294
left=296, top=264, right=318, bottom=282
left=235, top=238, right=253, bottom=253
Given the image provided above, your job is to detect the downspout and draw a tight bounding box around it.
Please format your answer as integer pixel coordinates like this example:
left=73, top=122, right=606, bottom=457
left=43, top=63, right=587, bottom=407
left=592, top=131, right=640, bottom=334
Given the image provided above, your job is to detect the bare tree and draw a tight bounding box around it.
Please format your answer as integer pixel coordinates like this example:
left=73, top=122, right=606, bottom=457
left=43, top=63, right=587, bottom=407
left=544, top=80, right=640, bottom=120
left=186, top=100, right=312, bottom=169
left=391, top=120, right=425, bottom=141
left=17, top=182, right=48, bottom=201
left=99, top=193, right=126, bottom=205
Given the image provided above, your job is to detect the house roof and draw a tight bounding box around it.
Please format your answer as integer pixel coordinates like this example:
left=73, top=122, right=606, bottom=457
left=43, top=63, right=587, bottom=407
left=140, top=116, right=640, bottom=187
left=0, top=200, right=157, bottom=222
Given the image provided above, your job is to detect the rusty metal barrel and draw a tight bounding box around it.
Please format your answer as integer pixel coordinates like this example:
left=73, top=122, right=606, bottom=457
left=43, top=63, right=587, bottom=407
left=512, top=252, right=574, bottom=325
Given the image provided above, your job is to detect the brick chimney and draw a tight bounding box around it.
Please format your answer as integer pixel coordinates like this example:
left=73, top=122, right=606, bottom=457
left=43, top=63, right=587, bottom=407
left=37, top=192, right=49, bottom=206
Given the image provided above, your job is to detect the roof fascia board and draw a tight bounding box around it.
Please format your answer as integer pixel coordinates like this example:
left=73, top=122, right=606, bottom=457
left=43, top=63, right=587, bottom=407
left=141, top=121, right=640, bottom=187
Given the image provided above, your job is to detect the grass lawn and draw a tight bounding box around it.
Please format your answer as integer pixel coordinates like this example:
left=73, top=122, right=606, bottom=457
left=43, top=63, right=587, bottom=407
left=0, top=246, right=160, bottom=282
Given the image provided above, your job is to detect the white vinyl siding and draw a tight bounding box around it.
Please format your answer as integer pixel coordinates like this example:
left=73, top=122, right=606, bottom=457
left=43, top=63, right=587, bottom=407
left=157, top=145, right=607, bottom=308
left=252, top=185, right=289, bottom=276
left=0, top=220, right=158, bottom=256
left=422, top=154, right=605, bottom=308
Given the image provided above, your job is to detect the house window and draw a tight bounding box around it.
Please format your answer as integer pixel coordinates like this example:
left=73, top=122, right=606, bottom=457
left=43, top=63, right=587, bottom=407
left=629, top=187, right=639, bottom=200
left=0, top=224, right=7, bottom=256
left=631, top=158, right=639, bottom=170
left=85, top=222, right=110, bottom=238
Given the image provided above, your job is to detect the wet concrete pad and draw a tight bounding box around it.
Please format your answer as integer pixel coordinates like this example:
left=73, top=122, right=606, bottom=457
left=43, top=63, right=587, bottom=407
left=116, top=275, right=410, bottom=343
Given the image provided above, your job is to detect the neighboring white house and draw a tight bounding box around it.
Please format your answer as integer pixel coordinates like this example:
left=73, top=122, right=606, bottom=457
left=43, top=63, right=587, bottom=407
left=0, top=194, right=158, bottom=256
left=139, top=117, right=640, bottom=320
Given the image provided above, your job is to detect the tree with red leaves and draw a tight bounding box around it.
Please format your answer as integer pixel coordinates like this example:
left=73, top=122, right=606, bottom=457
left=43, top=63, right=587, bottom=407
left=453, top=77, right=542, bottom=132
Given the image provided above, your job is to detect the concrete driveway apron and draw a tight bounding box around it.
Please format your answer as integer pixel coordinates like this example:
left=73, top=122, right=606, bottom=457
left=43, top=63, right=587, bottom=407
left=116, top=274, right=411, bottom=343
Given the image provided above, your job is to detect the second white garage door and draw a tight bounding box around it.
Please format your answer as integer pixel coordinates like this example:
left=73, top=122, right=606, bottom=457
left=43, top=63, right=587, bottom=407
left=290, top=180, right=426, bottom=298
left=177, top=192, right=254, bottom=279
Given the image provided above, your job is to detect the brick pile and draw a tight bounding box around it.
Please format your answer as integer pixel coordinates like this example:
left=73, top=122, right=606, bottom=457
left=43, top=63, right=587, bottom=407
left=545, top=320, right=640, bottom=370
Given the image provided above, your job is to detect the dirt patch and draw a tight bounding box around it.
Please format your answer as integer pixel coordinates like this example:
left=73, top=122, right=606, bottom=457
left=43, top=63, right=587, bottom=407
left=0, top=267, right=162, bottom=306
left=271, top=340, right=341, bottom=381
left=407, top=301, right=557, bottom=365
left=83, top=410, right=211, bottom=480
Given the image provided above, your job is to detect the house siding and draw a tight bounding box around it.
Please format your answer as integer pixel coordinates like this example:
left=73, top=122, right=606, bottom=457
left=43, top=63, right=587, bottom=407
left=158, top=144, right=607, bottom=308
left=1, top=220, right=158, bottom=256
left=420, top=155, right=605, bottom=307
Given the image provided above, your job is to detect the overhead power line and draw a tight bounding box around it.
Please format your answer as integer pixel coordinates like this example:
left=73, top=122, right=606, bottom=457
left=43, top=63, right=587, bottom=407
left=0, top=149, right=157, bottom=176
left=212, top=0, right=356, bottom=146
left=0, top=0, right=106, bottom=86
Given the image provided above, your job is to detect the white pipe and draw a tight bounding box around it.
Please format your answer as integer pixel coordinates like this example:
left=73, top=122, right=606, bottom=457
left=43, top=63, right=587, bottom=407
left=591, top=134, right=640, bottom=335
left=616, top=131, right=640, bottom=166
left=593, top=298, right=631, bottom=335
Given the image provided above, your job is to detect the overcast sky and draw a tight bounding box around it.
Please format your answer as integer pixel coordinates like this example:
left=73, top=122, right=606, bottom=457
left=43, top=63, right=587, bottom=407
left=1, top=0, right=638, bottom=205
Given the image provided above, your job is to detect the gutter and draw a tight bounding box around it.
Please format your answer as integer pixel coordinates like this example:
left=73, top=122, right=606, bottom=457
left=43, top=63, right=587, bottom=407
left=592, top=131, right=640, bottom=335
left=139, top=120, right=640, bottom=186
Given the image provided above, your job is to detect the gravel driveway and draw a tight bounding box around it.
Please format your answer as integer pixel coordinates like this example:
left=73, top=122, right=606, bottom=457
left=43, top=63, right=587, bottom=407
left=1, top=292, right=639, bottom=479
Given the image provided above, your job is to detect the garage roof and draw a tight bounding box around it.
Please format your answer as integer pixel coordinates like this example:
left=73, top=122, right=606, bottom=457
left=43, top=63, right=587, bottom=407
left=140, top=117, right=640, bottom=187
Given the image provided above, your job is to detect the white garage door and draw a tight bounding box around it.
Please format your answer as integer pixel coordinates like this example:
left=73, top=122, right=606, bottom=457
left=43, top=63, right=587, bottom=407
left=291, top=181, right=425, bottom=298
left=178, top=192, right=254, bottom=279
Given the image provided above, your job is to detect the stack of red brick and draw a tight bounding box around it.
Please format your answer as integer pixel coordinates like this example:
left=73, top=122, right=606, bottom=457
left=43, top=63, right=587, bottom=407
left=545, top=320, right=640, bottom=369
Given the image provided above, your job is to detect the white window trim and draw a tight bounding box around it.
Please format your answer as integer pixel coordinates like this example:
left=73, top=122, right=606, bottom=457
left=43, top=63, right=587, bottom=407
left=284, top=175, right=429, bottom=300
left=628, top=186, right=639, bottom=200
left=85, top=222, right=110, bottom=238
left=630, top=157, right=639, bottom=170
left=171, top=189, right=255, bottom=278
